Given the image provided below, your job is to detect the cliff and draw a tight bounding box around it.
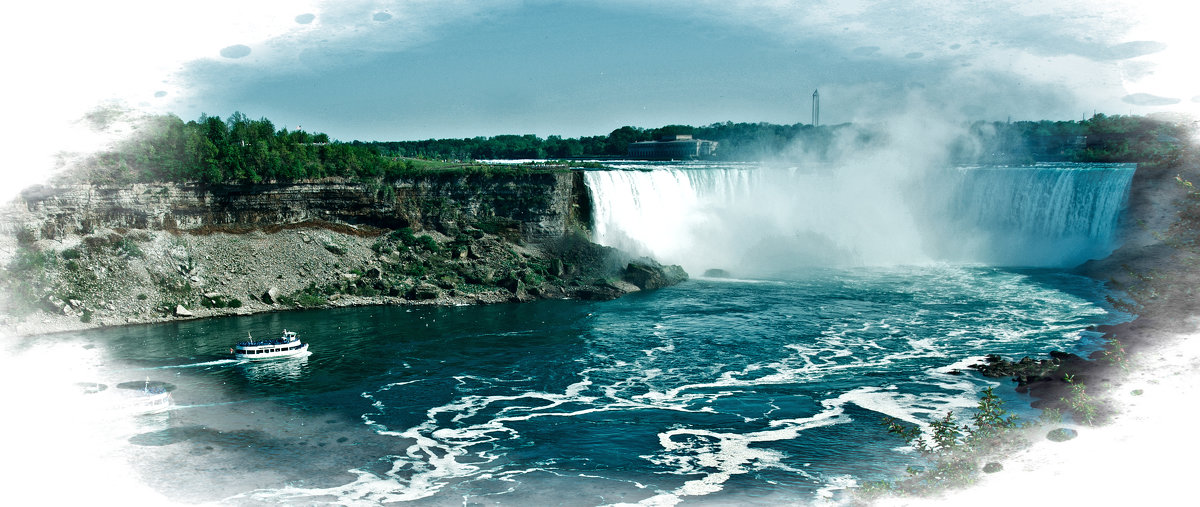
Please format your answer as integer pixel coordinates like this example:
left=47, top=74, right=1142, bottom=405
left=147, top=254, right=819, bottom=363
left=11, top=172, right=585, bottom=242
left=0, top=171, right=685, bottom=336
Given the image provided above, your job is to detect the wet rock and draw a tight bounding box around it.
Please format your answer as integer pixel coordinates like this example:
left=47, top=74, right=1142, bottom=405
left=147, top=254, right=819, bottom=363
left=622, top=260, right=688, bottom=290
left=1046, top=428, right=1078, bottom=442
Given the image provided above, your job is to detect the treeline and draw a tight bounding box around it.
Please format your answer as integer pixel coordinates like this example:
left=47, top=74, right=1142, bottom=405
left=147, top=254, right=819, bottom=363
left=73, top=112, right=1190, bottom=185
left=73, top=112, right=539, bottom=186
left=956, top=114, right=1189, bottom=167
left=369, top=123, right=846, bottom=161
left=371, top=114, right=1188, bottom=167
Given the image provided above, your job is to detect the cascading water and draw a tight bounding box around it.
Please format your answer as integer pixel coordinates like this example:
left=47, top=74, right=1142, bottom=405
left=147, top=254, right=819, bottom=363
left=585, top=162, right=1135, bottom=275
left=930, top=163, right=1136, bottom=266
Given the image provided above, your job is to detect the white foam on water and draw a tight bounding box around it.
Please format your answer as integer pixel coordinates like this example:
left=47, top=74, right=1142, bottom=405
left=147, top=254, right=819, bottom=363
left=140, top=358, right=239, bottom=369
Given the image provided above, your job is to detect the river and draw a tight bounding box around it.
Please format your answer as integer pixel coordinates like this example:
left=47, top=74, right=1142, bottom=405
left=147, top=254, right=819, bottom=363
left=3, top=161, right=1133, bottom=505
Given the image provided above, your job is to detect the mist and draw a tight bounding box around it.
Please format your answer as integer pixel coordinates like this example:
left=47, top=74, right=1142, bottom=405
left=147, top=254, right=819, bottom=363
left=586, top=111, right=1134, bottom=278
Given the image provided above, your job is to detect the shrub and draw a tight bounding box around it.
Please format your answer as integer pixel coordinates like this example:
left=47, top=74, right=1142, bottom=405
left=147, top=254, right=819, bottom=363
left=416, top=234, right=440, bottom=252
left=868, top=387, right=1025, bottom=499
left=1062, top=374, right=1098, bottom=425
left=114, top=237, right=144, bottom=258
left=390, top=227, right=417, bottom=246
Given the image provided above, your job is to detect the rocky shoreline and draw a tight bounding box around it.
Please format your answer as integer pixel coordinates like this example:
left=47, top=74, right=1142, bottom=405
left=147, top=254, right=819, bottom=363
left=0, top=176, right=687, bottom=337
left=961, top=157, right=1200, bottom=425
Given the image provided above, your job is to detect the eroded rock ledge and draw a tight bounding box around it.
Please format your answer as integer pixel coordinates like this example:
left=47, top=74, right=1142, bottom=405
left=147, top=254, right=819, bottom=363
left=0, top=174, right=686, bottom=336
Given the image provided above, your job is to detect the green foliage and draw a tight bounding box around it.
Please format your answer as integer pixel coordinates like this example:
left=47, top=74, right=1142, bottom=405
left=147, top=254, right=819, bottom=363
left=1100, top=336, right=1129, bottom=372
left=291, top=283, right=330, bottom=307
left=1062, top=374, right=1098, bottom=425
left=61, top=248, right=81, bottom=260
left=869, top=387, right=1026, bottom=499
left=67, top=112, right=1185, bottom=185
left=402, top=263, right=427, bottom=277
left=391, top=227, right=418, bottom=246
left=959, top=114, right=1189, bottom=166
left=114, top=237, right=144, bottom=258
left=415, top=234, right=439, bottom=252
left=8, top=248, right=55, bottom=274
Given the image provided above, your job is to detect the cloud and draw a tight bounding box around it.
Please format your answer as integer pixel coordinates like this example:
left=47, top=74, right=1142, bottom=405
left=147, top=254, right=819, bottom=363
left=1122, top=93, right=1181, bottom=106
left=220, top=45, right=252, bottom=59
left=852, top=46, right=880, bottom=57
left=1105, top=40, right=1168, bottom=60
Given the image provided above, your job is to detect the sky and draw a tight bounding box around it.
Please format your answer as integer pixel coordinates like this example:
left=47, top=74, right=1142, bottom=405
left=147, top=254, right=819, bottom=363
left=2, top=0, right=1199, bottom=195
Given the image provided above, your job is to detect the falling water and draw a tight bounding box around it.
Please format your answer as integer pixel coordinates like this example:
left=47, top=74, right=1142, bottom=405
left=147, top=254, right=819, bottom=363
left=585, top=162, right=1135, bottom=275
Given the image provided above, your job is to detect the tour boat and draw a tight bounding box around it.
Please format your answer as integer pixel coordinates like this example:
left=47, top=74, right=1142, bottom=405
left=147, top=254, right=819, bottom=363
left=233, top=329, right=310, bottom=360
left=116, top=381, right=173, bottom=414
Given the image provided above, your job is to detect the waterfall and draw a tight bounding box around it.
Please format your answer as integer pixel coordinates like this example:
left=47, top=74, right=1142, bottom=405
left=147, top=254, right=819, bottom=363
left=930, top=163, right=1136, bottom=266
left=584, top=162, right=1134, bottom=276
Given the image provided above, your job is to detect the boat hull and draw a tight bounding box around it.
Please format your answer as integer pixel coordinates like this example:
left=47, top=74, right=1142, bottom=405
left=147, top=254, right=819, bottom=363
left=234, top=343, right=310, bottom=361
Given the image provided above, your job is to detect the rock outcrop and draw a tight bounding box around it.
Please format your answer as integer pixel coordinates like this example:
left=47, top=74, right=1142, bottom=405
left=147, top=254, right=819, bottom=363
left=0, top=171, right=687, bottom=336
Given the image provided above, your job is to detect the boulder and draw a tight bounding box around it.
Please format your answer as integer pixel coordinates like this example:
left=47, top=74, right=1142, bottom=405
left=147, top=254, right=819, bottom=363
left=622, top=261, right=689, bottom=290
left=408, top=283, right=441, bottom=300
left=174, top=305, right=193, bottom=317
left=703, top=268, right=731, bottom=278
left=262, top=287, right=280, bottom=304
left=1046, top=428, right=1078, bottom=442
left=498, top=275, right=524, bottom=294
left=983, top=462, right=1003, bottom=473
left=43, top=295, right=71, bottom=315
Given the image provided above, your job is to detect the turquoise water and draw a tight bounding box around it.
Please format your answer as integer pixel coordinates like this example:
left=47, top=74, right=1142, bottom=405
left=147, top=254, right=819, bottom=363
left=27, top=265, right=1117, bottom=505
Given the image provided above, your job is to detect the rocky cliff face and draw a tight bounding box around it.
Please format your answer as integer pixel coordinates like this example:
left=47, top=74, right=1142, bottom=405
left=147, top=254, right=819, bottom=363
left=0, top=171, right=684, bottom=336
left=11, top=171, right=588, bottom=243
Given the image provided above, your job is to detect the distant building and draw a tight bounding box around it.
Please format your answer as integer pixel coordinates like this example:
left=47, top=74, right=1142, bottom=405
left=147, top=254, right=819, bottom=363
left=627, top=134, right=718, bottom=160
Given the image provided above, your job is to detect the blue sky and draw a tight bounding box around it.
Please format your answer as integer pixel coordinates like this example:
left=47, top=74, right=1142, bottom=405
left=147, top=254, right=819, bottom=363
left=2, top=0, right=1198, bottom=192
left=164, top=0, right=1196, bottom=141
left=166, top=0, right=1197, bottom=143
